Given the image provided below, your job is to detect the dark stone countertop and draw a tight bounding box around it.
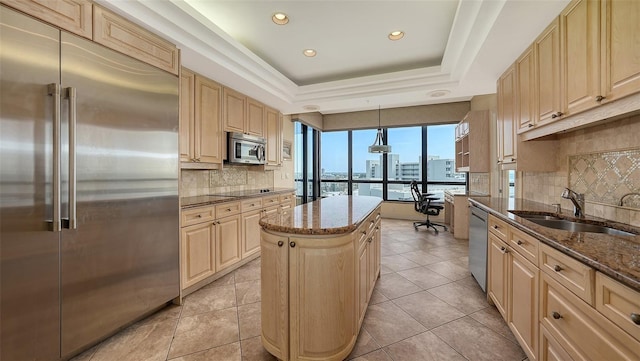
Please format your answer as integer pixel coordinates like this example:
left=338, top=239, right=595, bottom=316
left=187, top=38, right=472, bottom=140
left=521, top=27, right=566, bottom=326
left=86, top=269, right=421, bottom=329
left=260, top=195, right=382, bottom=236
left=469, top=197, right=640, bottom=292
left=181, top=188, right=295, bottom=209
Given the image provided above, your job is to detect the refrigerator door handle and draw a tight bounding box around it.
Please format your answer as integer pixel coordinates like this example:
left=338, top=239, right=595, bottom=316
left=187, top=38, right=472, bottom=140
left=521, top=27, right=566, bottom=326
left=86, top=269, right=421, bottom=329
left=48, top=83, right=62, bottom=232
left=65, top=87, right=77, bottom=230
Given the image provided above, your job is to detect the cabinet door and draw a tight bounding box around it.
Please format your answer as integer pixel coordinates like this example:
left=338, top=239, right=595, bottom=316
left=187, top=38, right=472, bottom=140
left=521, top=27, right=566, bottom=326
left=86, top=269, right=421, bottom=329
left=536, top=17, right=562, bottom=124
left=1, top=0, right=92, bottom=38
left=195, top=76, right=223, bottom=163
left=357, top=241, right=369, bottom=328
left=265, top=107, right=282, bottom=166
left=516, top=45, right=536, bottom=133
left=488, top=233, right=509, bottom=318
left=373, top=222, right=381, bottom=281
left=540, top=325, right=574, bottom=361
left=260, top=231, right=289, bottom=361
left=561, top=0, right=601, bottom=116
left=508, top=250, right=539, bottom=361
left=223, top=87, right=246, bottom=133
left=289, top=236, right=356, bottom=361
left=241, top=209, right=262, bottom=259
left=179, top=68, right=195, bottom=162
left=601, top=0, right=640, bottom=102
left=247, top=97, right=265, bottom=137
left=497, top=65, right=516, bottom=164
left=181, top=222, right=216, bottom=289
left=215, top=214, right=241, bottom=271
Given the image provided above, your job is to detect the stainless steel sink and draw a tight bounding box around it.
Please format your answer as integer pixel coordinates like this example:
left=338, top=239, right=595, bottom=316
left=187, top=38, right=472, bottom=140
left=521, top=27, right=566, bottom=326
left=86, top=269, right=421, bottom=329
left=510, top=211, right=637, bottom=236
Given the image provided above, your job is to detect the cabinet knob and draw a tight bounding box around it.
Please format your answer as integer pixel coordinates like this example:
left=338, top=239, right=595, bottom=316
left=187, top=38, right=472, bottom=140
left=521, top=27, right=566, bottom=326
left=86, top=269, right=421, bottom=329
left=362, top=231, right=367, bottom=235
left=289, top=241, right=296, bottom=248
left=596, top=95, right=605, bottom=102
left=551, top=112, right=563, bottom=119
left=196, top=214, right=202, bottom=218
left=500, top=246, right=508, bottom=254
left=226, top=208, right=231, bottom=211
left=553, top=264, right=563, bottom=272
left=516, top=240, right=523, bottom=245
left=551, top=311, right=563, bottom=320
left=277, top=240, right=283, bottom=247
left=510, top=157, right=516, bottom=162
left=631, top=313, right=640, bottom=325
left=528, top=124, right=534, bottom=128
left=368, top=237, right=373, bottom=243
left=493, top=225, right=499, bottom=229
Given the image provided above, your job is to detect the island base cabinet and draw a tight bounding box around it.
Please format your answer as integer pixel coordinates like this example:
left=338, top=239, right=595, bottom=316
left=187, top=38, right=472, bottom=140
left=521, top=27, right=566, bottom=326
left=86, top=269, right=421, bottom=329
left=261, top=232, right=289, bottom=361
left=540, top=273, right=640, bottom=361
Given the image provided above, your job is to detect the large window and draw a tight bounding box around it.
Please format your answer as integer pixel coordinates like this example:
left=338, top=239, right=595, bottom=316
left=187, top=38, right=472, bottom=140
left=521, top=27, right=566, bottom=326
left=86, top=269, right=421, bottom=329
left=320, top=124, right=466, bottom=201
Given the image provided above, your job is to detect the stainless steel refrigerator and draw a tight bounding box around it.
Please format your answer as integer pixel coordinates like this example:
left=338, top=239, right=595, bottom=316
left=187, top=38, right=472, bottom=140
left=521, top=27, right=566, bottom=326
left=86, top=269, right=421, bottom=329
left=1, top=6, right=180, bottom=360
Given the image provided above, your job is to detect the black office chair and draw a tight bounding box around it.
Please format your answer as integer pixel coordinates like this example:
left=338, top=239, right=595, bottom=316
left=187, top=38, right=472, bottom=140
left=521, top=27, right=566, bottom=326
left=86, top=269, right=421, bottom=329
left=410, top=181, right=447, bottom=233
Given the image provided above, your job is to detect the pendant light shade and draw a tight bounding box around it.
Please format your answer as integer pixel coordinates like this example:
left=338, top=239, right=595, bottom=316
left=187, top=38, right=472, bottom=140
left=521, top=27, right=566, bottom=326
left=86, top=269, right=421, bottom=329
left=368, top=106, right=391, bottom=153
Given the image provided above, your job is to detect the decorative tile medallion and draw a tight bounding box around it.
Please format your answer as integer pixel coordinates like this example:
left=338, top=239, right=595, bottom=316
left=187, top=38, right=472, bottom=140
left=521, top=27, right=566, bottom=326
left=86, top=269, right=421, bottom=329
left=569, top=149, right=640, bottom=208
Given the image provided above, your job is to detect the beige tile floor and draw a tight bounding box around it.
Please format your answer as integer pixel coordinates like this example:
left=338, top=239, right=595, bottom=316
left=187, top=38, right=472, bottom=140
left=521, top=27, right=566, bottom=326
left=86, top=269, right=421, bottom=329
left=71, top=218, right=527, bottom=361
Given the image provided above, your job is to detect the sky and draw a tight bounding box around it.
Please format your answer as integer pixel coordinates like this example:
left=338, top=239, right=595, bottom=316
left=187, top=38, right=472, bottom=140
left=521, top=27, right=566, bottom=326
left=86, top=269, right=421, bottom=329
left=320, top=124, right=457, bottom=173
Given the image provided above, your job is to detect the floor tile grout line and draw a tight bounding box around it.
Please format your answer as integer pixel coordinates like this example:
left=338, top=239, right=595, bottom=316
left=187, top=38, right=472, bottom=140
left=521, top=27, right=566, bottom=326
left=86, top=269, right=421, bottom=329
left=163, top=303, right=186, bottom=361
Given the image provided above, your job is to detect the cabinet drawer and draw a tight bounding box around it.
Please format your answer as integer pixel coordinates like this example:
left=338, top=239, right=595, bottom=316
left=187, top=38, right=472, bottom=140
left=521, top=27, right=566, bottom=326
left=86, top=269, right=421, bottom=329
left=262, top=195, right=280, bottom=207
left=540, top=324, right=574, bottom=361
left=278, top=193, right=294, bottom=204
left=489, top=215, right=509, bottom=240
left=509, top=227, right=539, bottom=266
left=93, top=5, right=179, bottom=75
left=215, top=201, right=241, bottom=218
left=241, top=198, right=263, bottom=212
left=540, top=274, right=640, bottom=361
left=595, top=272, right=640, bottom=342
left=540, top=243, right=594, bottom=305
left=182, top=206, right=215, bottom=227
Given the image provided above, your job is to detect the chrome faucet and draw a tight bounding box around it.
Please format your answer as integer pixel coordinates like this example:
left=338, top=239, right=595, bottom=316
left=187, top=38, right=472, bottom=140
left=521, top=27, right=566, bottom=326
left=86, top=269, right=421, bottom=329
left=561, top=188, right=585, bottom=218
left=619, top=192, right=640, bottom=206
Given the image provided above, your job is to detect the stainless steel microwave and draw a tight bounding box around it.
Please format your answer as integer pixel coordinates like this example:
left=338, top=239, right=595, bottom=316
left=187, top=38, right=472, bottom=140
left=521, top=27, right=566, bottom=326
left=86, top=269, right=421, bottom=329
left=228, top=132, right=266, bottom=165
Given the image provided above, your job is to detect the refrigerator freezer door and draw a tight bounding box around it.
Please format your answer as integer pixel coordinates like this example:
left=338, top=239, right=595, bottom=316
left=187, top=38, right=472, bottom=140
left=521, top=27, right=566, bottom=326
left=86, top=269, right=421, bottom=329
left=59, top=33, right=180, bottom=355
left=0, top=7, right=62, bottom=360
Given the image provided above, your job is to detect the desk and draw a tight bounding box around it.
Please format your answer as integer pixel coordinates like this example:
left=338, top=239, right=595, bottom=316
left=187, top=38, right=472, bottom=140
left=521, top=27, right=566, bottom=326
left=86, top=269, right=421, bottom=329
left=444, top=190, right=470, bottom=239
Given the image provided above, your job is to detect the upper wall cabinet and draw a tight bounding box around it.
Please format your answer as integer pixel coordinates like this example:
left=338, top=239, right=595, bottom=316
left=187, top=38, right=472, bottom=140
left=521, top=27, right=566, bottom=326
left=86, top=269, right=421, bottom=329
left=1, top=0, right=92, bottom=38
left=180, top=68, right=223, bottom=167
left=455, top=110, right=489, bottom=172
left=508, top=0, right=640, bottom=139
left=265, top=107, right=282, bottom=166
left=223, top=88, right=266, bottom=138
left=498, top=65, right=517, bottom=166
left=93, top=5, right=179, bottom=75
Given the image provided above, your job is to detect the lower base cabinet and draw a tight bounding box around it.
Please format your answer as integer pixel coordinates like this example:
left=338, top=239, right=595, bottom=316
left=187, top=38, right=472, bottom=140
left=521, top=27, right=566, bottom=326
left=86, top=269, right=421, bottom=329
left=181, top=221, right=216, bottom=289
left=261, top=206, right=381, bottom=361
left=215, top=214, right=241, bottom=271
left=508, top=249, right=538, bottom=360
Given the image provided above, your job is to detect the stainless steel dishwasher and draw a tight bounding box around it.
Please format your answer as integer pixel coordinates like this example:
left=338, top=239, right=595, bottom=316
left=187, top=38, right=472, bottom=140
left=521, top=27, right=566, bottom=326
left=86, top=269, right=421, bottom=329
left=469, top=203, right=488, bottom=292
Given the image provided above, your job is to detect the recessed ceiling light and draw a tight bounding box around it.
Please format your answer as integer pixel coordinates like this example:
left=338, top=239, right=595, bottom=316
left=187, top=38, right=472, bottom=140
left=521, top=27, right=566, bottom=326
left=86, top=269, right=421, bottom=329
left=303, top=49, right=317, bottom=57
left=388, top=31, right=404, bottom=40
left=272, top=12, right=289, bottom=25
left=429, top=89, right=450, bottom=98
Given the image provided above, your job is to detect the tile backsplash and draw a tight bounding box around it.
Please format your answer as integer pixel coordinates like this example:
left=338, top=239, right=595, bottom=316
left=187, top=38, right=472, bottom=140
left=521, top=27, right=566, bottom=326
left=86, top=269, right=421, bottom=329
left=521, top=114, right=640, bottom=226
left=469, top=173, right=490, bottom=195
left=181, top=166, right=274, bottom=197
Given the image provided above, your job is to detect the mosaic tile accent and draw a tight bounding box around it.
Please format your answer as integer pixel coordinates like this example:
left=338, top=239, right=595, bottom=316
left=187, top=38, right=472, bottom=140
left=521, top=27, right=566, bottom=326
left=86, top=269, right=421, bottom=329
left=210, top=167, right=248, bottom=187
left=469, top=173, right=490, bottom=195
left=569, top=149, right=640, bottom=209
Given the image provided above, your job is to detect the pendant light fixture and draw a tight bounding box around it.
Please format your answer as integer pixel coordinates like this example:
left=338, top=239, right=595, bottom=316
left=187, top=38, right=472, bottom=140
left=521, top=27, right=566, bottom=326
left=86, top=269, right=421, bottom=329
left=368, top=106, right=391, bottom=153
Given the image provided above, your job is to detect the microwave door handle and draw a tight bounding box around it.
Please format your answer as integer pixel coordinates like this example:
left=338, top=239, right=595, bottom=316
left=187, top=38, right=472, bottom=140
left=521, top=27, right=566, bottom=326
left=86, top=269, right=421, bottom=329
left=259, top=145, right=265, bottom=161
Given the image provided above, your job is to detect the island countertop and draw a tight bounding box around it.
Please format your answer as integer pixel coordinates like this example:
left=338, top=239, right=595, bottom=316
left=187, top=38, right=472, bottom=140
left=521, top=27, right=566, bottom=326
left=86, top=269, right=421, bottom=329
left=469, top=197, right=640, bottom=292
left=260, top=195, right=382, bottom=235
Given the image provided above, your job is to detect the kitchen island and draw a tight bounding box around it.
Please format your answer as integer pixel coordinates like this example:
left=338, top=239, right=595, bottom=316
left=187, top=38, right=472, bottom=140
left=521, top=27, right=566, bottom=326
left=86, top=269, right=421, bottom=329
left=259, top=195, right=382, bottom=361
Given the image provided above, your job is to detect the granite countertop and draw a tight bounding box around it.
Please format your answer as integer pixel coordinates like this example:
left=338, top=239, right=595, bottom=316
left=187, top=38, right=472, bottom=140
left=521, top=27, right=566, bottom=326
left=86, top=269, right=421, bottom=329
left=181, top=188, right=295, bottom=209
left=444, top=189, right=490, bottom=197
left=260, top=195, right=382, bottom=236
left=469, top=197, right=640, bottom=292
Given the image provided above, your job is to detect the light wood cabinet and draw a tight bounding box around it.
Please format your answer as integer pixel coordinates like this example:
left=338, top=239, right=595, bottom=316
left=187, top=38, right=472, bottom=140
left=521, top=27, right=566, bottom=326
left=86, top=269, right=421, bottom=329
left=516, top=45, right=536, bottom=133
left=181, top=221, right=216, bottom=289
left=508, top=249, right=539, bottom=361
left=223, top=87, right=247, bottom=134
left=601, top=0, right=640, bottom=103
left=540, top=273, right=640, bottom=361
left=595, top=272, right=640, bottom=342
left=215, top=214, right=241, bottom=271
left=265, top=107, right=283, bottom=166
left=540, top=325, right=574, bottom=361
left=180, top=69, right=224, bottom=166
left=454, top=110, right=490, bottom=172
left=261, top=204, right=381, bottom=361
left=497, top=64, right=517, bottom=166
left=1, top=0, right=92, bottom=38
left=535, top=17, right=562, bottom=125
left=444, top=191, right=470, bottom=240
left=488, top=231, right=509, bottom=319
left=247, top=97, right=265, bottom=137
left=539, top=243, right=594, bottom=305
left=260, top=231, right=289, bottom=361
left=561, top=0, right=601, bottom=117
left=92, top=5, right=179, bottom=75
left=241, top=209, right=262, bottom=259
